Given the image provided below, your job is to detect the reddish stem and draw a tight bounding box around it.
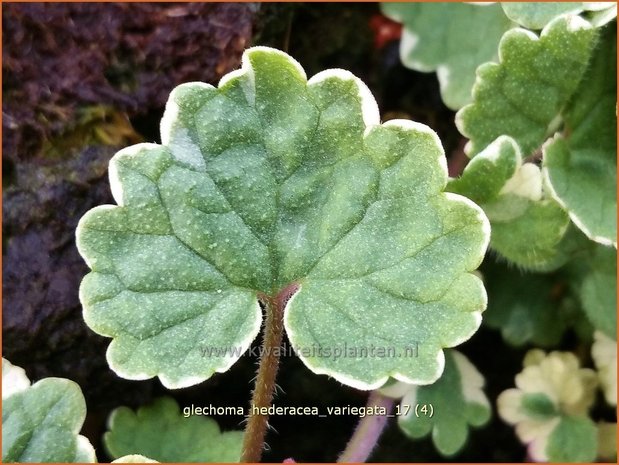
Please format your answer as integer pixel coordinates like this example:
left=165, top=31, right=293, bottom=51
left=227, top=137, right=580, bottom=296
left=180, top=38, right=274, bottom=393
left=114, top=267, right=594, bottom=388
left=338, top=391, right=395, bottom=463
left=240, top=283, right=299, bottom=463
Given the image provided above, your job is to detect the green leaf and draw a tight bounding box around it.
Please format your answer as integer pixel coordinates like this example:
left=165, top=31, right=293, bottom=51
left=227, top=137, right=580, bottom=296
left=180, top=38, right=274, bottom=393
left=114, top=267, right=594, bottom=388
left=447, top=136, right=521, bottom=206
left=385, top=351, right=491, bottom=457
left=546, top=415, right=598, bottom=462
left=580, top=247, right=617, bottom=339
left=483, top=261, right=576, bottom=347
left=520, top=392, right=558, bottom=419
left=568, top=243, right=617, bottom=339
left=501, top=2, right=614, bottom=29
left=489, top=201, right=571, bottom=271
left=456, top=15, right=598, bottom=157
left=104, top=397, right=243, bottom=463
left=77, top=46, right=490, bottom=389
left=447, top=136, right=569, bottom=270
left=543, top=24, right=617, bottom=247
left=381, top=2, right=512, bottom=110
left=2, top=359, right=96, bottom=463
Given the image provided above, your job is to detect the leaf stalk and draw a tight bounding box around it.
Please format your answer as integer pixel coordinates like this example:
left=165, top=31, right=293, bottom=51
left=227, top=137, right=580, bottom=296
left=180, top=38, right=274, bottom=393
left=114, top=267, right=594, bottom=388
left=240, top=283, right=298, bottom=463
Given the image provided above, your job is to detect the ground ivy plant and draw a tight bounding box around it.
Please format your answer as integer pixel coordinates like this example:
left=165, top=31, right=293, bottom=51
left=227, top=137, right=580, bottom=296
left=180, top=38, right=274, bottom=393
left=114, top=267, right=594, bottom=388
left=76, top=46, right=490, bottom=461
left=33, top=6, right=612, bottom=461
left=384, top=3, right=617, bottom=256
left=367, top=4, right=616, bottom=461
left=385, top=3, right=616, bottom=336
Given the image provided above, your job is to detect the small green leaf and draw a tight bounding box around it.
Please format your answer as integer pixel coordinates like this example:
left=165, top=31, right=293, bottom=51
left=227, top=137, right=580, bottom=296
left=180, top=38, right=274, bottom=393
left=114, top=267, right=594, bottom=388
left=381, top=2, right=512, bottom=110
left=456, top=15, right=598, bottom=157
left=580, top=247, right=617, bottom=339
left=568, top=243, right=617, bottom=339
left=501, top=2, right=613, bottom=29
left=447, top=136, right=569, bottom=270
left=546, top=415, right=598, bottom=462
left=2, top=359, right=96, bottom=463
left=388, top=351, right=491, bottom=457
left=447, top=136, right=521, bottom=206
left=104, top=397, right=243, bottom=463
left=77, top=46, right=490, bottom=390
left=543, top=24, right=617, bottom=247
left=483, top=261, right=576, bottom=347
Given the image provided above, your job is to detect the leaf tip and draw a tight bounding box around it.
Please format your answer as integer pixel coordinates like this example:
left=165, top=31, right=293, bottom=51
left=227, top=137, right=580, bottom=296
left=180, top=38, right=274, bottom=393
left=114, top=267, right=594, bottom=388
left=308, top=68, right=380, bottom=128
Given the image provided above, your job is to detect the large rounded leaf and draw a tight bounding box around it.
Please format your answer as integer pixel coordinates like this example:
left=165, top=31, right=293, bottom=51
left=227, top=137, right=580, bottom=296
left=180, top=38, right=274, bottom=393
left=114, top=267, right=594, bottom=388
left=77, top=47, right=490, bottom=390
